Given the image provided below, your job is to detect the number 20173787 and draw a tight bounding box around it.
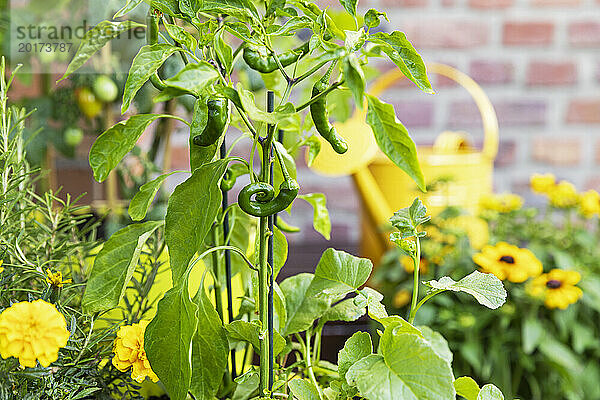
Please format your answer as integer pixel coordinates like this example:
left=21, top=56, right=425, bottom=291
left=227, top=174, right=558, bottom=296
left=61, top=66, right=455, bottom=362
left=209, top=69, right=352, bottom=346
left=18, top=42, right=72, bottom=52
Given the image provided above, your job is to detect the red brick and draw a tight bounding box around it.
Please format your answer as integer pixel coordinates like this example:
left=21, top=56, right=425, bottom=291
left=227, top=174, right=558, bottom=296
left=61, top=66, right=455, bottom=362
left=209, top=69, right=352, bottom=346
left=566, top=99, right=600, bottom=123
left=503, top=22, right=554, bottom=46
left=381, top=0, right=428, bottom=6
left=404, top=20, right=489, bottom=48
left=531, top=0, right=581, bottom=5
left=469, top=60, right=514, bottom=84
left=568, top=22, right=600, bottom=47
left=469, top=0, right=513, bottom=8
left=526, top=61, right=577, bottom=86
left=448, top=100, right=546, bottom=128
left=532, top=137, right=581, bottom=166
left=391, top=100, right=434, bottom=128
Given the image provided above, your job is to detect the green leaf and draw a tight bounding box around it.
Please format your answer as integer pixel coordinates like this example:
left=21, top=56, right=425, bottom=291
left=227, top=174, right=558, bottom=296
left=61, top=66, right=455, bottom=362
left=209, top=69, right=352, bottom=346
left=113, top=0, right=144, bottom=17
left=345, top=30, right=367, bottom=52
left=424, top=270, right=507, bottom=310
left=59, top=21, right=144, bottom=81
left=538, top=336, right=583, bottom=374
left=454, top=377, right=480, bottom=400
left=359, top=287, right=387, bottom=320
left=189, top=287, right=229, bottom=400
left=225, top=320, right=286, bottom=356
left=253, top=226, right=288, bottom=279
left=417, top=326, right=452, bottom=365
left=129, top=171, right=180, bottom=221
left=267, top=0, right=286, bottom=16
left=289, top=379, right=321, bottom=400
left=320, top=298, right=365, bottom=326
left=365, top=95, right=425, bottom=191
left=163, top=62, right=220, bottom=96
left=270, top=16, right=312, bottom=36
left=237, top=84, right=295, bottom=124
left=89, top=114, right=169, bottom=182
left=364, top=9, right=388, bottom=28
left=478, top=384, right=504, bottom=400
left=299, top=193, right=331, bottom=240
left=282, top=249, right=372, bottom=335
left=214, top=29, right=233, bottom=75
left=370, top=31, right=433, bottom=94
left=389, top=198, right=430, bottom=238
left=232, top=370, right=259, bottom=400
left=338, top=331, right=372, bottom=379
left=522, top=316, right=544, bottom=354
left=82, top=221, right=163, bottom=313
left=199, top=0, right=259, bottom=20
left=339, top=0, right=358, bottom=19
left=305, top=136, right=321, bottom=167
left=343, top=54, right=365, bottom=107
left=189, top=98, right=221, bottom=171
left=166, top=160, right=228, bottom=283
left=122, top=44, right=179, bottom=113
left=164, top=22, right=198, bottom=51
left=145, top=286, right=198, bottom=400
left=370, top=315, right=422, bottom=337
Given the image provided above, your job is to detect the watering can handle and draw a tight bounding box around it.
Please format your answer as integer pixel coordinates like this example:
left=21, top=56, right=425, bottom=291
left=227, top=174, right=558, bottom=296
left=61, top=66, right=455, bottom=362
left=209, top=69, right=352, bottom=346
left=369, top=63, right=499, bottom=160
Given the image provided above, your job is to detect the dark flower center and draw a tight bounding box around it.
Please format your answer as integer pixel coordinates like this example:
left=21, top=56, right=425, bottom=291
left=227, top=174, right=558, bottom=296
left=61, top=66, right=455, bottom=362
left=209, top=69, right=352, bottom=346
left=499, top=255, right=515, bottom=264
left=546, top=279, right=562, bottom=289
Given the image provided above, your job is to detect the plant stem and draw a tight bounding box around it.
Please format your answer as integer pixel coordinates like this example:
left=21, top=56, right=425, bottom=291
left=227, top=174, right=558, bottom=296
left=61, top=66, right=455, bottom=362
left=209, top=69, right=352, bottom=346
left=305, top=330, right=323, bottom=400
left=408, top=233, right=421, bottom=324
left=211, top=227, right=224, bottom=321
left=295, top=81, right=344, bottom=112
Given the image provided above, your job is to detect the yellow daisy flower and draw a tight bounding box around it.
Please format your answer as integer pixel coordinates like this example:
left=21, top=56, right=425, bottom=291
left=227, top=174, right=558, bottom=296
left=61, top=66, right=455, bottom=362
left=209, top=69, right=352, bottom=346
left=0, top=300, right=70, bottom=367
left=401, top=256, right=429, bottom=274
left=548, top=181, right=579, bottom=208
left=112, top=321, right=159, bottom=383
left=392, top=289, right=411, bottom=308
left=528, top=269, right=583, bottom=310
left=579, top=190, right=600, bottom=218
left=479, top=193, right=523, bottom=213
left=45, top=269, right=72, bottom=288
left=473, top=242, right=542, bottom=283
left=530, top=173, right=556, bottom=194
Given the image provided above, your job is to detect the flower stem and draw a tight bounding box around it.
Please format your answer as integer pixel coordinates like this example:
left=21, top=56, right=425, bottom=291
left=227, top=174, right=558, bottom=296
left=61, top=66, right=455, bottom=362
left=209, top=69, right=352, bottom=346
left=408, top=233, right=421, bottom=325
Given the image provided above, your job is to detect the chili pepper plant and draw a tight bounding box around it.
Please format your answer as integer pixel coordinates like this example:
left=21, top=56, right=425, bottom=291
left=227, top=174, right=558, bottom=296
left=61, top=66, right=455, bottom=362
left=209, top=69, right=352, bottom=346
left=61, top=1, right=509, bottom=399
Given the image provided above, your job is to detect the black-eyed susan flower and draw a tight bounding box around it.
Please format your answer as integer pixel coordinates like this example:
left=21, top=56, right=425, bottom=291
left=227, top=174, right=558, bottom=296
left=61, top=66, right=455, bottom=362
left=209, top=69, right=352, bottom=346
left=45, top=268, right=72, bottom=288
left=0, top=300, right=70, bottom=367
left=479, top=193, right=523, bottom=213
left=548, top=181, right=579, bottom=208
left=579, top=190, right=600, bottom=218
left=530, top=173, right=556, bottom=194
left=528, top=269, right=583, bottom=310
left=112, top=321, right=159, bottom=383
left=472, top=242, right=542, bottom=283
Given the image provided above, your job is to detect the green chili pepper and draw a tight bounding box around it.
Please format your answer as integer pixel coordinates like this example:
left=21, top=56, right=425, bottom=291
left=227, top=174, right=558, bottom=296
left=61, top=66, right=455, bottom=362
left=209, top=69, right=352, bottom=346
left=243, top=42, right=310, bottom=74
left=238, top=148, right=299, bottom=217
left=220, top=164, right=248, bottom=191
left=310, top=66, right=348, bottom=154
left=146, top=9, right=167, bottom=91
left=193, top=98, right=229, bottom=147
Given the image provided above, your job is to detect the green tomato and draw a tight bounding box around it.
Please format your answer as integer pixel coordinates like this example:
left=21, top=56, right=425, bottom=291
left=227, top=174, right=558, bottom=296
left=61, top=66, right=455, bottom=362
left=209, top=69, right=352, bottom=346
left=76, top=87, right=102, bottom=119
left=93, top=75, right=118, bottom=103
left=64, top=127, right=84, bottom=147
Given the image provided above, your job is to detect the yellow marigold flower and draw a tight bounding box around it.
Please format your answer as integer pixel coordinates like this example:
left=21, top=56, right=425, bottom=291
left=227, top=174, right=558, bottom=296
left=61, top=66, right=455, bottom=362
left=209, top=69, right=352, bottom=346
left=548, top=181, right=579, bottom=208
left=528, top=269, right=583, bottom=310
left=401, top=256, right=428, bottom=274
left=530, top=173, right=556, bottom=194
left=479, top=193, right=523, bottom=213
left=473, top=242, right=542, bottom=283
left=112, top=321, right=159, bottom=383
left=392, top=290, right=411, bottom=308
left=579, top=190, right=600, bottom=218
left=45, top=269, right=72, bottom=288
left=0, top=300, right=70, bottom=368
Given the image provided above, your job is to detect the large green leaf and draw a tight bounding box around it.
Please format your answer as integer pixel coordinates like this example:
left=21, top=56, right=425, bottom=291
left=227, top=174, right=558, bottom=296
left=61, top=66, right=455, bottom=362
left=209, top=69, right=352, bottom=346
left=165, top=160, right=228, bottom=284
left=319, top=298, right=365, bottom=326
left=299, top=193, right=331, bottom=240
left=82, top=221, right=162, bottom=313
left=338, top=331, right=372, bottom=379
left=454, top=377, right=480, bottom=400
left=129, top=171, right=180, bottom=221
left=122, top=44, right=179, bottom=113
left=339, top=0, right=358, bottom=19
left=365, top=95, right=425, bottom=191
left=370, top=31, right=433, bottom=94
left=163, top=62, right=220, bottom=96
left=145, top=286, right=198, bottom=400
left=164, top=22, right=198, bottom=51
left=113, top=0, right=144, bottom=17
left=424, top=271, right=507, bottom=310
left=189, top=287, right=229, bottom=400
left=89, top=114, right=168, bottom=182
left=478, top=384, right=504, bottom=400
left=59, top=21, right=144, bottom=81
left=282, top=249, right=372, bottom=335
left=417, top=326, right=453, bottom=366
left=289, top=379, right=321, bottom=400
left=237, top=84, right=295, bottom=124
left=225, top=320, right=286, bottom=356
left=343, top=54, right=366, bottom=107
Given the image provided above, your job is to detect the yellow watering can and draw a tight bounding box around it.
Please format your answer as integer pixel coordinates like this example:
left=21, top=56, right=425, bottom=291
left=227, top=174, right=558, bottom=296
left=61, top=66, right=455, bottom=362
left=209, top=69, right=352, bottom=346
left=309, top=63, right=499, bottom=262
